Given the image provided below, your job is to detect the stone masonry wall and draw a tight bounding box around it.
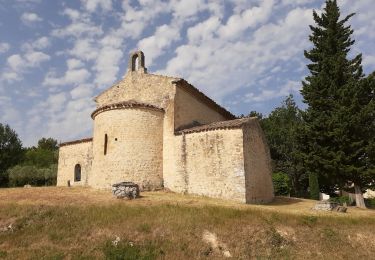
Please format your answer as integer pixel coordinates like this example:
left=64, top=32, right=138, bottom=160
left=57, top=141, right=93, bottom=187
left=89, top=108, right=164, bottom=190
left=95, top=72, right=177, bottom=109
left=243, top=120, right=274, bottom=203
left=174, top=86, right=229, bottom=130
left=169, top=129, right=247, bottom=202
left=94, top=71, right=179, bottom=193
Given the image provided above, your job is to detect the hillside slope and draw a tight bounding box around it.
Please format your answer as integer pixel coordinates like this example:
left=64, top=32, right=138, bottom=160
left=0, top=187, right=374, bottom=259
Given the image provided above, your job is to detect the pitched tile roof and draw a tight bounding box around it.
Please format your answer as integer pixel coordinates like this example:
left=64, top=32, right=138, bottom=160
left=91, top=101, right=164, bottom=119
left=175, top=117, right=257, bottom=135
left=59, top=137, right=93, bottom=147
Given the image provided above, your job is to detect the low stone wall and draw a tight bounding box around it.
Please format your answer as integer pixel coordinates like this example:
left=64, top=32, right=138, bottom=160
left=313, top=201, right=347, bottom=212
left=313, top=201, right=339, bottom=211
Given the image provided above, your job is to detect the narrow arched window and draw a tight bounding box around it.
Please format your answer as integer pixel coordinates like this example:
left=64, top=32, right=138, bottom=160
left=74, top=164, right=81, bottom=182
left=104, top=134, right=108, bottom=155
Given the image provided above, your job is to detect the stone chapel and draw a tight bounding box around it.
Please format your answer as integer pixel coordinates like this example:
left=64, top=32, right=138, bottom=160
left=57, top=51, right=274, bottom=204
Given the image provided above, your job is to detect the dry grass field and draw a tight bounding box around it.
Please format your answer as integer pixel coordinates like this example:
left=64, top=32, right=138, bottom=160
left=0, top=187, right=374, bottom=259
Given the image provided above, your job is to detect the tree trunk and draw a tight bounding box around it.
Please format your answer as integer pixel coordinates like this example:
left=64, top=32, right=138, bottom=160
left=354, top=183, right=366, bottom=209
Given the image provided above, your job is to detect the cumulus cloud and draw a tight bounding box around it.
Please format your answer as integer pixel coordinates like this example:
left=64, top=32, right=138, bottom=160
left=160, top=6, right=314, bottom=103
left=52, top=8, right=103, bottom=38
left=70, top=84, right=93, bottom=99
left=0, top=42, right=10, bottom=54
left=43, top=66, right=91, bottom=87
left=218, top=0, right=274, bottom=40
left=138, top=24, right=180, bottom=65
left=21, top=36, right=50, bottom=51
left=94, top=46, right=123, bottom=87
left=81, top=0, right=112, bottom=13
left=21, top=12, right=43, bottom=24
left=3, top=0, right=375, bottom=146
left=3, top=50, right=50, bottom=83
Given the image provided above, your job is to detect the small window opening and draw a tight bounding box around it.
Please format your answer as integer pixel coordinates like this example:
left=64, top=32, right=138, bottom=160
left=115, top=138, right=118, bottom=141
left=134, top=57, right=139, bottom=71
left=74, top=164, right=81, bottom=182
left=104, top=134, right=108, bottom=155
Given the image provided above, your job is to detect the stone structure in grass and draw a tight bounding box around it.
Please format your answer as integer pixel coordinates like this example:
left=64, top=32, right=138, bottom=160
left=56, top=51, right=274, bottom=204
left=112, top=182, right=139, bottom=199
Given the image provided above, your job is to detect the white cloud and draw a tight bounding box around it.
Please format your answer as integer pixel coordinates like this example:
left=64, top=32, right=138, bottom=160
left=7, top=55, right=24, bottom=72
left=94, top=46, right=123, bottom=87
left=70, top=84, right=93, bottom=99
left=6, top=51, right=50, bottom=73
left=21, top=36, right=50, bottom=51
left=81, top=0, right=112, bottom=12
left=21, top=12, right=43, bottom=24
left=244, top=80, right=301, bottom=102
left=52, top=8, right=102, bottom=38
left=6, top=0, right=374, bottom=147
left=138, top=24, right=180, bottom=65
left=67, top=58, right=84, bottom=70
left=24, top=51, right=50, bottom=66
left=170, top=0, right=207, bottom=19
left=69, top=38, right=99, bottom=61
left=0, top=42, right=10, bottom=54
left=218, top=0, right=275, bottom=40
left=187, top=16, right=221, bottom=44
left=43, top=68, right=91, bottom=86
left=160, top=7, right=314, bottom=102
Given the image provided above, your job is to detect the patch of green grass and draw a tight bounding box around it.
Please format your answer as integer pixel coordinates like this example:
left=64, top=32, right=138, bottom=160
left=0, top=250, right=7, bottom=259
left=300, top=215, right=318, bottom=227
left=102, top=240, right=163, bottom=260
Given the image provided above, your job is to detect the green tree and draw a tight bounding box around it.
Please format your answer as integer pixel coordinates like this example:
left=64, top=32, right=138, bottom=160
left=308, top=173, right=320, bottom=200
left=7, top=164, right=57, bottom=187
left=23, top=148, right=58, bottom=168
left=37, top=138, right=58, bottom=151
left=261, top=95, right=307, bottom=197
left=248, top=111, right=263, bottom=119
left=23, top=137, right=59, bottom=168
left=301, top=0, right=374, bottom=207
left=0, top=123, right=24, bottom=187
left=272, top=172, right=291, bottom=196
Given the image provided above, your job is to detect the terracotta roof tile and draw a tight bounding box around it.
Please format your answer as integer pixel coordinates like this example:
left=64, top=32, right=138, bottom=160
left=91, top=101, right=164, bottom=119
left=175, top=117, right=257, bottom=135
left=59, top=137, right=93, bottom=147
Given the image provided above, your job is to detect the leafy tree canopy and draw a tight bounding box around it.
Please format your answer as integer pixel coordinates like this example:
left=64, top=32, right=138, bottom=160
left=0, top=123, right=24, bottom=186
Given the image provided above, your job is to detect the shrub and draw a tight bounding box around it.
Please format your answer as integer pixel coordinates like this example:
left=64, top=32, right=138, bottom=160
left=272, top=172, right=291, bottom=196
left=365, top=198, right=375, bottom=208
left=7, top=164, right=57, bottom=187
left=329, top=196, right=352, bottom=206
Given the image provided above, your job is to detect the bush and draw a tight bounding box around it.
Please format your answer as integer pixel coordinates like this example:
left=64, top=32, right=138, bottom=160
left=272, top=172, right=291, bottom=196
left=365, top=198, right=375, bottom=208
left=7, top=164, right=57, bottom=187
left=329, top=196, right=352, bottom=206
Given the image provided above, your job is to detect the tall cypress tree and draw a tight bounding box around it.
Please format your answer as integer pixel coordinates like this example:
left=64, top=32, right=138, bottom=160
left=301, top=0, right=374, bottom=207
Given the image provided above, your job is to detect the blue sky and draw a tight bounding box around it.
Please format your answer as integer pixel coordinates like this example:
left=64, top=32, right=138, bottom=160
left=0, top=0, right=374, bottom=146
